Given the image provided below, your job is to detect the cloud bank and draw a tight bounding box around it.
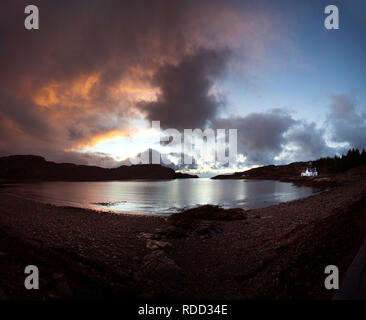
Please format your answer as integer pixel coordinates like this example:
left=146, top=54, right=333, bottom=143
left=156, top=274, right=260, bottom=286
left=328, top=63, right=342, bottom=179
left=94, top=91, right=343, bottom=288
left=0, top=1, right=365, bottom=172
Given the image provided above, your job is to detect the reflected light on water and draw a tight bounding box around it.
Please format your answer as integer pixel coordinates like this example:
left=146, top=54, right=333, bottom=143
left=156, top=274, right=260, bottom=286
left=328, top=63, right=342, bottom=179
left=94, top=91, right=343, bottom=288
left=6, top=179, right=320, bottom=215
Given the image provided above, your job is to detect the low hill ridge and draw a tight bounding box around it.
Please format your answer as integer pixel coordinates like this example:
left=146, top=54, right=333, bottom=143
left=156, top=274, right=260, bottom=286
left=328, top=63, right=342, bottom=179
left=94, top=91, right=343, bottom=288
left=0, top=155, right=197, bottom=181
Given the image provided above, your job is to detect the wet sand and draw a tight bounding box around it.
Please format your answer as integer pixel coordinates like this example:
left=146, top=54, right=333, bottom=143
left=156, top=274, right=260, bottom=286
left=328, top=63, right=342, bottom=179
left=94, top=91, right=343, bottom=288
left=1, top=178, right=366, bottom=300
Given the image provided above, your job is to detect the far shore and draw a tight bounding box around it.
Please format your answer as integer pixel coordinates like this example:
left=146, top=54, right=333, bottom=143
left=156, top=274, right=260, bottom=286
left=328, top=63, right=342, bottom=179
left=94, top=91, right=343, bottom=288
left=1, top=177, right=366, bottom=299
left=211, top=173, right=342, bottom=189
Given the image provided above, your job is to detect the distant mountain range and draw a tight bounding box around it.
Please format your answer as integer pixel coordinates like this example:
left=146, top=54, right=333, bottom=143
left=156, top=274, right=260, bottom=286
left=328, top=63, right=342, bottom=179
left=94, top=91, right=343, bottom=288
left=0, top=155, right=198, bottom=181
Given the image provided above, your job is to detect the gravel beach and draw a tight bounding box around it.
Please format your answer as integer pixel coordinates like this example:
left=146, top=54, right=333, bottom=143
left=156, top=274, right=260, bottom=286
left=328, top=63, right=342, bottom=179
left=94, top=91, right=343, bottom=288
left=1, top=179, right=366, bottom=300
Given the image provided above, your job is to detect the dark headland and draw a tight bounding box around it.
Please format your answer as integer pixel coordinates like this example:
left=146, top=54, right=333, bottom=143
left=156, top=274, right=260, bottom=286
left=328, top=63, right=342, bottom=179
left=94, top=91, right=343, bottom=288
left=212, top=161, right=337, bottom=188
left=212, top=149, right=366, bottom=188
left=0, top=155, right=197, bottom=181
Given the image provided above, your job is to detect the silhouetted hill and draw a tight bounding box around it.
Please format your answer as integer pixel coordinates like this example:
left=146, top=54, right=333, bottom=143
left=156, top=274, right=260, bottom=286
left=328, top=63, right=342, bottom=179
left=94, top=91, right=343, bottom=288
left=0, top=155, right=198, bottom=181
left=212, top=148, right=366, bottom=180
left=212, top=162, right=310, bottom=180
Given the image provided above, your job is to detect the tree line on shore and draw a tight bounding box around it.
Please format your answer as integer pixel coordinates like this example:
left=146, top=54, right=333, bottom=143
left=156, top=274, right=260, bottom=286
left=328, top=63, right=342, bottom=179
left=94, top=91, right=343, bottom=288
left=314, top=148, right=366, bottom=173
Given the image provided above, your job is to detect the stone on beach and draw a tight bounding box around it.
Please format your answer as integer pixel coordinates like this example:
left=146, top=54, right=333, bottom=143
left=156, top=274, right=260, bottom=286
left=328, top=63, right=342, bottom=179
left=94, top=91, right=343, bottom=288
left=170, top=205, right=247, bottom=223
left=195, top=222, right=224, bottom=239
left=146, top=239, right=172, bottom=250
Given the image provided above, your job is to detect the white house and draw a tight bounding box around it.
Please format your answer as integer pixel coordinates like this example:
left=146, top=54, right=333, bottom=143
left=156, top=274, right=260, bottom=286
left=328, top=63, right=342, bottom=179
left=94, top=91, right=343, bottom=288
left=301, top=167, right=318, bottom=177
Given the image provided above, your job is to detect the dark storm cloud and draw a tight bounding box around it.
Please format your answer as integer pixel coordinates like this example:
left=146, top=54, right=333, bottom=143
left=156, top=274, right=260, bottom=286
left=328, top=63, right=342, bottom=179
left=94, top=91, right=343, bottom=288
left=0, top=88, right=51, bottom=138
left=1, top=0, right=352, bottom=170
left=0, top=0, right=188, bottom=85
left=140, top=48, right=230, bottom=129
left=1, top=0, right=248, bottom=166
left=327, top=93, right=366, bottom=150
left=213, top=109, right=296, bottom=164
left=211, top=109, right=340, bottom=166
left=0, top=0, right=221, bottom=164
left=284, top=122, right=334, bottom=161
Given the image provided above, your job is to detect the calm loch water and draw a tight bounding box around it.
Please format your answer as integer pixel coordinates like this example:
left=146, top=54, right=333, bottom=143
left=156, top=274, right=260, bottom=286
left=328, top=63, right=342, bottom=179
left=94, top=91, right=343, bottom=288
left=5, top=179, right=320, bottom=215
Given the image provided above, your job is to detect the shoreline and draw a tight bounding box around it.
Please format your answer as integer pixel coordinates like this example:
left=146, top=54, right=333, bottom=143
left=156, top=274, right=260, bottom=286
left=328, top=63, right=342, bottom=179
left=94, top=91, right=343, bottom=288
left=1, top=179, right=366, bottom=299
left=212, top=175, right=339, bottom=189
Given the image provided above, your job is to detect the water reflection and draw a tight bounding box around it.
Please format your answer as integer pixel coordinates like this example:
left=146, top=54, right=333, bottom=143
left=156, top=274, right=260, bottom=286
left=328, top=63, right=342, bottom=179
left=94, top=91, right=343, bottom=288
left=6, top=179, right=320, bottom=215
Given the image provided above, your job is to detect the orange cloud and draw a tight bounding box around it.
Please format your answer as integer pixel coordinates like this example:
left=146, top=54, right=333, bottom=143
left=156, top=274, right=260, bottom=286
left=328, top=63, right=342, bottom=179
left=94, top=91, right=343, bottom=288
left=30, top=68, right=160, bottom=155
left=33, top=73, right=100, bottom=109
left=108, top=83, right=159, bottom=102
left=67, top=128, right=134, bottom=151
left=34, top=71, right=159, bottom=111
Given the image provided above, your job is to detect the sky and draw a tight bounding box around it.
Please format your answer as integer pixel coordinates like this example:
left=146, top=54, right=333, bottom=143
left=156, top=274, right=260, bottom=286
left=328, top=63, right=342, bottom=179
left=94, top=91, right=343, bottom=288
left=0, top=0, right=365, bottom=176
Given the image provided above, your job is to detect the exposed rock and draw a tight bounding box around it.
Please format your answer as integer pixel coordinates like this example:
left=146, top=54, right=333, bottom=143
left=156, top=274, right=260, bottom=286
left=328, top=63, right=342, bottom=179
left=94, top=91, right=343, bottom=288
left=142, top=250, right=181, bottom=274
left=155, top=225, right=188, bottom=239
left=91, top=201, right=126, bottom=207
left=170, top=205, right=247, bottom=225
left=195, top=222, right=223, bottom=239
left=137, top=232, right=154, bottom=240
left=138, top=250, right=185, bottom=298
left=146, top=239, right=172, bottom=250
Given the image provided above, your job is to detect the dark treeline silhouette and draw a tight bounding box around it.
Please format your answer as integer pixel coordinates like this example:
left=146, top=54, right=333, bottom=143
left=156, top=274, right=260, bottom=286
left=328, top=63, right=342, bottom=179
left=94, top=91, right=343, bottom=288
left=314, top=148, right=366, bottom=173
